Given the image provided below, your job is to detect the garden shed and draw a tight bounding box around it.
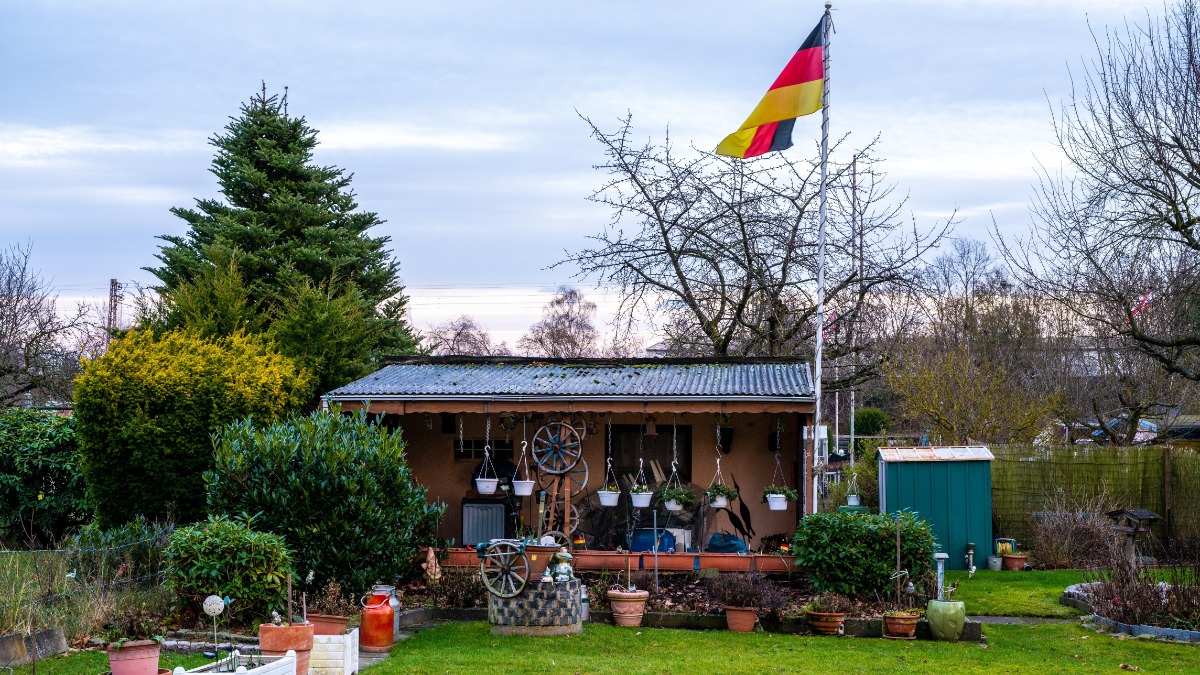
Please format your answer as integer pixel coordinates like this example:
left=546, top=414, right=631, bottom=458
left=878, top=446, right=993, bottom=571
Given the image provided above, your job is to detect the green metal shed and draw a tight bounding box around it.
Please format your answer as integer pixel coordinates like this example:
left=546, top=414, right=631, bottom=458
left=878, top=446, right=993, bottom=571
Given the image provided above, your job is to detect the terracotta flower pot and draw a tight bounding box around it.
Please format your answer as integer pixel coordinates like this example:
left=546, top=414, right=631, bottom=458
left=724, top=606, right=758, bottom=633
left=608, top=589, right=650, bottom=627
left=1002, top=553, right=1027, bottom=571
left=307, top=613, right=350, bottom=635
left=259, top=622, right=314, bottom=675
left=884, top=613, right=920, bottom=638
left=525, top=544, right=561, bottom=577
left=806, top=611, right=844, bottom=635
left=107, top=640, right=161, bottom=675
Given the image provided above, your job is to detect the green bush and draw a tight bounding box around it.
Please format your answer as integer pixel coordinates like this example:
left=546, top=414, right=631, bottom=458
left=165, top=514, right=292, bottom=624
left=205, top=408, right=445, bottom=592
left=854, top=407, right=891, bottom=437
left=74, top=329, right=313, bottom=526
left=792, top=511, right=937, bottom=598
left=0, top=408, right=90, bottom=546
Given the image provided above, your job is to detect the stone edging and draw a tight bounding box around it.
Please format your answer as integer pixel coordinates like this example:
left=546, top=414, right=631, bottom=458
left=1060, top=583, right=1200, bottom=643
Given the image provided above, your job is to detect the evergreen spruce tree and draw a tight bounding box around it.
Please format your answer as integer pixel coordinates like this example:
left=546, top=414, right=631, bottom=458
left=149, top=86, right=419, bottom=390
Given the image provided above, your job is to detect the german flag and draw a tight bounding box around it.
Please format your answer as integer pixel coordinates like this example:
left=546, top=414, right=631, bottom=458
left=716, top=20, right=825, bottom=159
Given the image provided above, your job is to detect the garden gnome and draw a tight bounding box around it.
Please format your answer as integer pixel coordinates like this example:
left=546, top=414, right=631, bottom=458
left=549, top=547, right=575, bottom=583
left=422, top=546, right=442, bottom=584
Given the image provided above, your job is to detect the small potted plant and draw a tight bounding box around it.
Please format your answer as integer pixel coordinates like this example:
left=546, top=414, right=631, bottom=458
left=259, top=611, right=315, bottom=675
left=705, top=483, right=738, bottom=509
left=883, top=607, right=920, bottom=639
left=1001, top=542, right=1027, bottom=571
left=105, top=604, right=164, bottom=675
left=706, top=573, right=783, bottom=633
left=630, top=483, right=652, bottom=508
left=307, top=580, right=359, bottom=635
left=597, top=482, right=621, bottom=507
left=655, top=485, right=697, bottom=512
left=804, top=592, right=851, bottom=635
left=607, top=572, right=651, bottom=627
left=762, top=484, right=799, bottom=511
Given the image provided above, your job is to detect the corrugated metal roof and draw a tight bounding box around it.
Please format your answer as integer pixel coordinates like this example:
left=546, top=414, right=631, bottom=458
left=326, top=358, right=814, bottom=400
left=878, top=446, right=994, bottom=463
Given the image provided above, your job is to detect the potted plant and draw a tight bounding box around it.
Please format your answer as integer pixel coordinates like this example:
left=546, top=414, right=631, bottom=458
left=706, top=573, right=783, bottom=633
left=655, top=485, right=697, bottom=512
left=761, top=485, right=799, bottom=511
left=307, top=580, right=358, bottom=636
left=105, top=604, right=164, bottom=675
left=259, top=612, right=315, bottom=675
left=705, top=483, right=738, bottom=509
left=1001, top=545, right=1027, bottom=570
left=927, top=588, right=966, bottom=643
left=630, top=484, right=652, bottom=508
left=597, top=482, right=621, bottom=507
left=804, top=592, right=851, bottom=635
left=883, top=608, right=920, bottom=639
left=607, top=575, right=651, bottom=627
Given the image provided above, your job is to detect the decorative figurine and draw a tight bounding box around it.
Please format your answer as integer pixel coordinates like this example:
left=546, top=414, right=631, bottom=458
left=549, top=546, right=575, bottom=583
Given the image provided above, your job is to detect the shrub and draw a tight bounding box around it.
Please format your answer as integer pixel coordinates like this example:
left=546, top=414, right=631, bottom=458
left=706, top=573, right=785, bottom=612
left=206, top=408, right=445, bottom=593
left=1028, top=490, right=1117, bottom=569
left=165, top=514, right=293, bottom=624
left=854, top=408, right=890, bottom=437
left=792, top=511, right=937, bottom=598
left=74, top=329, right=313, bottom=526
left=0, top=408, right=90, bottom=546
left=67, top=516, right=173, bottom=583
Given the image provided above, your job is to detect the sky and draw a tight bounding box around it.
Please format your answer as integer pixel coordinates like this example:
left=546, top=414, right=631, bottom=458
left=0, top=0, right=1146, bottom=345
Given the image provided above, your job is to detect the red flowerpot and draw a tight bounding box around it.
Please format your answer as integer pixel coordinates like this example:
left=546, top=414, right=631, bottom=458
left=307, top=613, right=350, bottom=636
left=807, top=611, right=844, bottom=635
left=884, top=613, right=919, bottom=638
left=1002, top=554, right=1027, bottom=571
left=724, top=606, right=759, bottom=633
left=259, top=622, right=314, bottom=675
left=107, top=640, right=161, bottom=675
left=525, top=545, right=561, bottom=578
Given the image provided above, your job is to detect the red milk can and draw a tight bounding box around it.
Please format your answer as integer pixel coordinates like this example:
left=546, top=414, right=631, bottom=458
left=359, top=586, right=395, bottom=652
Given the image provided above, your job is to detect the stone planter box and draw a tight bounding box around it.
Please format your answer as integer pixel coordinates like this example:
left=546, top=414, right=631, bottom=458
left=311, top=628, right=358, bottom=675
left=177, top=649, right=295, bottom=675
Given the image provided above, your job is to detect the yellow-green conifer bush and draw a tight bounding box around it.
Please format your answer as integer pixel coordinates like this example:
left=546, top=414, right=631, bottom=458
left=74, top=329, right=313, bottom=526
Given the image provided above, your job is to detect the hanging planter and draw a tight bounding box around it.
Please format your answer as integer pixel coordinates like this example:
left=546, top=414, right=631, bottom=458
left=655, top=485, right=696, bottom=512
left=512, top=479, right=535, bottom=496
left=630, top=488, right=652, bottom=508
left=510, top=417, right=536, bottom=497
left=762, top=485, right=799, bottom=511
left=475, top=477, right=499, bottom=494
left=598, top=487, right=621, bottom=506
left=705, top=482, right=738, bottom=509
left=473, top=415, right=499, bottom=495
left=598, top=453, right=621, bottom=507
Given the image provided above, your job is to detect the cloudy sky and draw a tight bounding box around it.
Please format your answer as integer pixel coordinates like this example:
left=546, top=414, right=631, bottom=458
left=0, top=0, right=1142, bottom=344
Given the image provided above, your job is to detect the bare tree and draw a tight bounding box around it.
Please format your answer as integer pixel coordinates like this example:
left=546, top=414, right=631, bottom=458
left=517, top=286, right=599, bottom=358
left=1000, top=1, right=1200, bottom=380
left=427, top=315, right=510, bottom=356
left=562, top=114, right=947, bottom=389
left=0, top=244, right=88, bottom=406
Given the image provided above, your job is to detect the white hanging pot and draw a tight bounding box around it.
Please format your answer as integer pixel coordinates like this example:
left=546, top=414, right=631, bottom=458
left=766, top=493, right=788, bottom=511
left=847, top=494, right=861, bottom=506
left=710, top=495, right=728, bottom=509
left=630, top=492, right=652, bottom=508
left=665, top=499, right=681, bottom=512
left=512, top=479, right=535, bottom=496
left=475, top=478, right=499, bottom=495
left=598, top=489, right=620, bottom=507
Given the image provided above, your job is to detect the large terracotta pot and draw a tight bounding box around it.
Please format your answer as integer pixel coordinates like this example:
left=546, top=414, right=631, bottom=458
left=1002, top=554, right=1027, bottom=571
left=608, top=589, right=650, bottom=627
left=927, top=600, right=966, bottom=642
left=806, top=611, right=844, bottom=635
left=107, top=640, right=161, bottom=675
left=724, top=606, right=758, bottom=633
left=884, top=613, right=920, bottom=639
left=525, top=545, right=561, bottom=577
left=307, top=613, right=350, bottom=635
left=259, top=622, right=314, bottom=675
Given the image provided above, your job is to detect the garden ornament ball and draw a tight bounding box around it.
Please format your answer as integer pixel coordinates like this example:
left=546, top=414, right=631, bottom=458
left=203, top=595, right=225, bottom=617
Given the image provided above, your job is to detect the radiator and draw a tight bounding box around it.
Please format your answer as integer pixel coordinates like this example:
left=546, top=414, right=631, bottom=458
left=462, top=502, right=506, bottom=546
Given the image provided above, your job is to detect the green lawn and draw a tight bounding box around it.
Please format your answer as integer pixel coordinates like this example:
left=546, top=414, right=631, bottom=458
left=367, top=621, right=1196, bottom=674
left=946, top=569, right=1088, bottom=617
left=12, top=650, right=211, bottom=675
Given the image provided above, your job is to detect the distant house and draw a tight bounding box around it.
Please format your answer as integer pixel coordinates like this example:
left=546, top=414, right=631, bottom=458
left=325, top=356, right=816, bottom=552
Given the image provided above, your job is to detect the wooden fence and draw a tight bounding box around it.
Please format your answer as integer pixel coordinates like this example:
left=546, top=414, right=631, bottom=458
left=990, top=445, right=1199, bottom=550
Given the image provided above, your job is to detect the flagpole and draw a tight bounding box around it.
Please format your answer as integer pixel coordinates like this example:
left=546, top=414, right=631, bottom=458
left=812, top=1, right=832, bottom=515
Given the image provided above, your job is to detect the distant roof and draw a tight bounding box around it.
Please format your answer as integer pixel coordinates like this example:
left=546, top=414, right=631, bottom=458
left=878, top=446, right=995, bottom=463
left=326, top=356, right=814, bottom=402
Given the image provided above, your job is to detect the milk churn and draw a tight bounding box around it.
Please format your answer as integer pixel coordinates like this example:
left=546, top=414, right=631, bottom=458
left=360, top=585, right=396, bottom=651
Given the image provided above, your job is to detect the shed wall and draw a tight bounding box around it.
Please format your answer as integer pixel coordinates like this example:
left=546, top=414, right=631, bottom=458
left=882, top=460, right=992, bottom=570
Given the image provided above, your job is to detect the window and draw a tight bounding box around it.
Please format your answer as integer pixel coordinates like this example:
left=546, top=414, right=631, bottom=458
left=607, top=424, right=691, bottom=484
left=453, top=438, right=514, bottom=461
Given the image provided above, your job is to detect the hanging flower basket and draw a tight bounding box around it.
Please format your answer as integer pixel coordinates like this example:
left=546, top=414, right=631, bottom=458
left=512, top=479, right=535, bottom=496
left=762, top=485, right=798, bottom=511
left=705, top=482, right=737, bottom=509
left=655, top=485, right=696, bottom=511
left=630, top=490, right=652, bottom=508
left=598, top=488, right=620, bottom=507
left=475, top=477, right=499, bottom=494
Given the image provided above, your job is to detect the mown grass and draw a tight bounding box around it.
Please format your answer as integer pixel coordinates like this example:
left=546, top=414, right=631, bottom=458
left=366, top=621, right=1196, bottom=674
left=12, top=650, right=209, bottom=675
left=946, top=569, right=1087, bottom=617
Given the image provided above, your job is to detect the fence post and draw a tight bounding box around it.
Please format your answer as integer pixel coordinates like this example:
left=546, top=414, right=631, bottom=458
left=1163, top=446, right=1173, bottom=553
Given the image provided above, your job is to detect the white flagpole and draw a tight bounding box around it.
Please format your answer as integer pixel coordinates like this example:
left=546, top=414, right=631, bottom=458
left=812, top=1, right=832, bottom=515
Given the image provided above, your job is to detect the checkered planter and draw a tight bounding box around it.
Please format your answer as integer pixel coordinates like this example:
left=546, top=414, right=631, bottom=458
left=488, top=579, right=582, bottom=628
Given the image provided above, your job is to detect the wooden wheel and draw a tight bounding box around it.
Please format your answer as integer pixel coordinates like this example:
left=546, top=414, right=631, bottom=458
left=542, top=530, right=572, bottom=552
left=532, top=422, right=583, bottom=474
left=541, top=501, right=580, bottom=534
left=537, top=457, right=589, bottom=496
left=479, top=540, right=529, bottom=598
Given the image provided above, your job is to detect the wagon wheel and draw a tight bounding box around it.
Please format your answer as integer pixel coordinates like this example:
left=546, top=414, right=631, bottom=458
left=540, top=501, right=580, bottom=534
left=531, top=422, right=583, bottom=474
left=479, top=540, right=529, bottom=598
left=537, top=457, right=589, bottom=496
left=547, top=412, right=589, bottom=440
left=542, top=530, right=572, bottom=552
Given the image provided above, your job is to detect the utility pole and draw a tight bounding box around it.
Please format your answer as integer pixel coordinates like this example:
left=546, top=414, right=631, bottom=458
left=106, top=278, right=122, bottom=341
